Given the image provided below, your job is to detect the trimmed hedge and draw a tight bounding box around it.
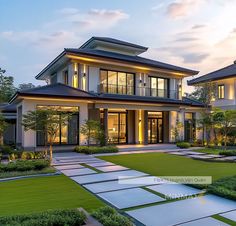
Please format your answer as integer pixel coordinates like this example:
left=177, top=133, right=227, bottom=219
left=74, top=146, right=118, bottom=154
left=0, top=209, right=86, bottom=226
left=176, top=142, right=191, bottom=149
left=208, top=175, right=236, bottom=201
left=92, top=206, right=132, bottom=226
left=0, top=160, right=50, bottom=172
left=219, top=150, right=236, bottom=156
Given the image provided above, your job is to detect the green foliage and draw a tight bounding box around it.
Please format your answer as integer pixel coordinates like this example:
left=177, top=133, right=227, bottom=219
left=0, top=68, right=16, bottom=103
left=92, top=206, right=132, bottom=226
left=0, top=209, right=86, bottom=226
left=0, top=160, right=50, bottom=172
left=0, top=114, right=8, bottom=145
left=22, top=109, right=73, bottom=162
left=0, top=145, right=14, bottom=154
left=74, top=146, right=118, bottom=154
left=219, top=150, right=236, bottom=156
left=80, top=120, right=105, bottom=146
left=176, top=142, right=191, bottom=149
left=171, top=117, right=183, bottom=142
left=208, top=175, right=236, bottom=201
left=212, top=109, right=236, bottom=148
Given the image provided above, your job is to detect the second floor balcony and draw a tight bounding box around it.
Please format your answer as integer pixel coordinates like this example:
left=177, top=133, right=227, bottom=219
left=98, top=83, right=182, bottom=100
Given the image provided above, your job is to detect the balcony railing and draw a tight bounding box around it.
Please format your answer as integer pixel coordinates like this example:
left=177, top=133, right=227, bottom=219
left=98, top=84, right=181, bottom=99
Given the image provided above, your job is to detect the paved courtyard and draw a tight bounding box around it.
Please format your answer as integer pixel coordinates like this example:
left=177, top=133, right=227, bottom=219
left=53, top=151, right=236, bottom=226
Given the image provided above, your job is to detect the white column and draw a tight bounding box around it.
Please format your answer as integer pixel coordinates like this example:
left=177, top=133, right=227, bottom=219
left=21, top=100, right=36, bottom=149
left=195, top=111, right=203, bottom=140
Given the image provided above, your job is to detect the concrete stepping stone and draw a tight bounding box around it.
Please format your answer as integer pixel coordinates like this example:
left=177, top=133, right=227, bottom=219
left=61, top=168, right=97, bottom=176
left=189, top=155, right=214, bottom=159
left=86, top=162, right=115, bottom=167
left=59, top=158, right=100, bottom=163
left=126, top=195, right=236, bottom=226
left=168, top=152, right=189, bottom=156
left=146, top=184, right=203, bottom=199
left=220, top=210, right=236, bottom=222
left=95, top=165, right=129, bottom=172
left=71, top=170, right=148, bottom=184
left=180, top=217, right=230, bottom=225
left=97, top=188, right=165, bottom=209
left=54, top=164, right=84, bottom=170
left=83, top=176, right=165, bottom=193
left=221, top=156, right=236, bottom=160
left=181, top=151, right=206, bottom=155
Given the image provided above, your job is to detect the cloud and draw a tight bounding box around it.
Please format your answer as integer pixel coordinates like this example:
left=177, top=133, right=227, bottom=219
left=192, top=24, right=206, bottom=29
left=166, top=0, right=204, bottom=18
left=181, top=53, right=209, bottom=63
left=174, top=37, right=199, bottom=42
left=0, top=8, right=129, bottom=52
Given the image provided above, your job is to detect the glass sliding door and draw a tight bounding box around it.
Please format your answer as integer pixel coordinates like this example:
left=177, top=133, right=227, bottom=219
left=36, top=106, right=79, bottom=146
left=150, top=77, right=157, bottom=97
left=127, top=73, right=134, bottom=95
left=148, top=112, right=163, bottom=144
left=107, top=112, right=127, bottom=144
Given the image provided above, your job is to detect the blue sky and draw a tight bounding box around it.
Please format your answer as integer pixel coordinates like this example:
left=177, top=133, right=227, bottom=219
left=1, top=0, right=236, bottom=91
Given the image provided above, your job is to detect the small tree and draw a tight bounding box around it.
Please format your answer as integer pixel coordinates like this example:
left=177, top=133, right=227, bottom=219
left=212, top=109, right=236, bottom=149
left=0, top=114, right=8, bottom=145
left=171, top=117, right=183, bottom=142
left=80, top=120, right=105, bottom=146
left=22, top=109, right=72, bottom=163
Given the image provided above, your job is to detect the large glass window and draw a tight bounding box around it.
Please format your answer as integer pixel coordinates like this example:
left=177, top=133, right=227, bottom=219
left=36, top=106, right=79, bottom=146
left=100, top=70, right=135, bottom=95
left=150, top=76, right=169, bottom=97
left=218, top=85, right=225, bottom=99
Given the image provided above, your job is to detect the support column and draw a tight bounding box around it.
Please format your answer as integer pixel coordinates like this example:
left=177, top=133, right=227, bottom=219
left=195, top=111, right=203, bottom=140
left=178, top=110, right=185, bottom=141
left=103, top=109, right=108, bottom=144
left=79, top=103, right=88, bottom=145
left=144, top=110, right=148, bottom=145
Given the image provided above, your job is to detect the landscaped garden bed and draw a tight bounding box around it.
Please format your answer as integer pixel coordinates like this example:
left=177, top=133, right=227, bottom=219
left=74, top=146, right=118, bottom=154
left=0, top=159, right=55, bottom=179
left=208, top=175, right=236, bottom=201
left=0, top=209, right=86, bottom=226
left=92, top=206, right=132, bottom=226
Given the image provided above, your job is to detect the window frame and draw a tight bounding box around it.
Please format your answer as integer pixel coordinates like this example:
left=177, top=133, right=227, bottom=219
left=100, top=69, right=135, bottom=95
left=149, top=76, right=169, bottom=98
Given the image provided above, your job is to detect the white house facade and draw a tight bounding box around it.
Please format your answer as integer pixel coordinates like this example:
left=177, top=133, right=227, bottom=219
left=2, top=37, right=204, bottom=150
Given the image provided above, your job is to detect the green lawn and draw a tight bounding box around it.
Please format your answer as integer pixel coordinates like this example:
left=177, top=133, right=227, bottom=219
left=0, top=175, right=104, bottom=216
left=99, top=152, right=236, bottom=181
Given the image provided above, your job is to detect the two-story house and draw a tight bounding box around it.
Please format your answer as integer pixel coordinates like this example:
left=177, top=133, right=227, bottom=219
left=188, top=61, right=236, bottom=110
left=7, top=37, right=204, bottom=150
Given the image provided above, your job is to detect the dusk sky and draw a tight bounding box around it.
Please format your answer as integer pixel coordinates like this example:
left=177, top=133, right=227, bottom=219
left=1, top=0, right=236, bottom=92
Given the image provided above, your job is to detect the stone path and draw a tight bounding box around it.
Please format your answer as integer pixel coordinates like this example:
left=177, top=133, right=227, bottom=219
left=53, top=153, right=236, bottom=226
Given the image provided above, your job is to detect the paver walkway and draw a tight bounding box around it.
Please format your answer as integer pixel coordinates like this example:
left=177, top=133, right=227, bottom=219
left=53, top=152, right=236, bottom=226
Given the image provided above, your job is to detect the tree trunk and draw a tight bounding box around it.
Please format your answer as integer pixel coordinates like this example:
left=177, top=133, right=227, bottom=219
left=224, top=133, right=227, bottom=150
left=202, top=126, right=205, bottom=146
left=0, top=133, right=3, bottom=146
left=49, top=144, right=53, bottom=165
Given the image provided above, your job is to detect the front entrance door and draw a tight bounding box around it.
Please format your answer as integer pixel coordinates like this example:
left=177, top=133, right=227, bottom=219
left=107, top=112, right=127, bottom=144
left=148, top=118, right=163, bottom=144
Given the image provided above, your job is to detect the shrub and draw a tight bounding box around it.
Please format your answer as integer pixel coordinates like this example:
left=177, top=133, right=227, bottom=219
left=219, top=150, right=236, bottom=156
left=176, top=142, right=191, bottom=149
left=0, top=160, right=50, bottom=173
left=92, top=206, right=132, bottom=226
left=74, top=146, right=118, bottom=154
left=0, top=209, right=86, bottom=226
left=207, top=175, right=236, bottom=201
left=0, top=145, right=14, bottom=155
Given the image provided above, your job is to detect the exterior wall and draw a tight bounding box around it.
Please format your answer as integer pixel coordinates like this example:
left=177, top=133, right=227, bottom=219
left=18, top=98, right=88, bottom=149
left=212, top=77, right=236, bottom=110
left=88, top=66, right=99, bottom=93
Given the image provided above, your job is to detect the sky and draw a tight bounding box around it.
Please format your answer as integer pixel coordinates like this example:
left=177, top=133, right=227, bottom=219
left=1, top=0, right=236, bottom=92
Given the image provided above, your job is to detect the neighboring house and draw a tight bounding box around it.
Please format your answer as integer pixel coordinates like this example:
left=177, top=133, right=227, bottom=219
left=3, top=37, right=204, bottom=150
left=188, top=61, right=236, bottom=110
